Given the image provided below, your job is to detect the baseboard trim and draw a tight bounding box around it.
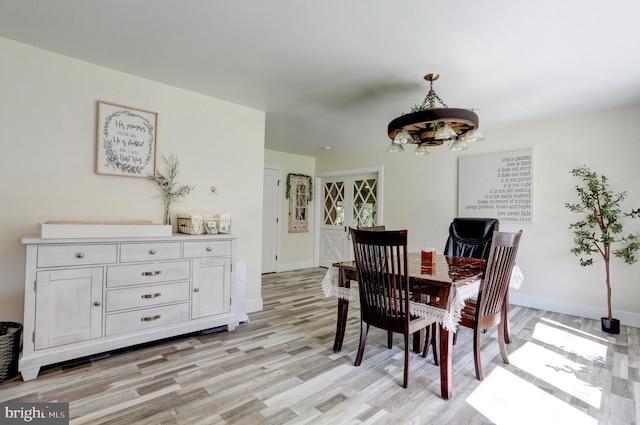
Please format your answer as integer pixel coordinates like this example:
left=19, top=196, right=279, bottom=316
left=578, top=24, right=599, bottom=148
left=277, top=261, right=315, bottom=272
left=510, top=293, right=640, bottom=329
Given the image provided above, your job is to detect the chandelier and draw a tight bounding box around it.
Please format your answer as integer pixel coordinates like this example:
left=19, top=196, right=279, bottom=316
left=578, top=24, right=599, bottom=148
left=387, top=73, right=484, bottom=155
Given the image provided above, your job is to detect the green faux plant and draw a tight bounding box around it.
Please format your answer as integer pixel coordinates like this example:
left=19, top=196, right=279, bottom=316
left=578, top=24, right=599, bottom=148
left=565, top=166, right=640, bottom=321
left=154, top=154, right=194, bottom=226
left=408, top=103, right=436, bottom=113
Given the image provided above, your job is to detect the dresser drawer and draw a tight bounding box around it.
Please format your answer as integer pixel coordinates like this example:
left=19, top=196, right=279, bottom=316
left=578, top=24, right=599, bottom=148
left=120, top=242, right=181, bottom=262
left=106, top=261, right=190, bottom=288
left=37, top=244, right=117, bottom=268
left=105, top=303, right=190, bottom=336
left=105, top=281, right=190, bottom=312
left=183, top=240, right=232, bottom=258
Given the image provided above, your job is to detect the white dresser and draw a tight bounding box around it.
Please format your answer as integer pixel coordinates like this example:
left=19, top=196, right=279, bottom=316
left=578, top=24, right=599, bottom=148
left=19, top=234, right=238, bottom=381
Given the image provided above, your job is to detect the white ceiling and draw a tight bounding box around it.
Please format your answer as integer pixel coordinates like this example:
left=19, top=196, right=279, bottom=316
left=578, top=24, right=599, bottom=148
left=2, top=0, right=640, bottom=156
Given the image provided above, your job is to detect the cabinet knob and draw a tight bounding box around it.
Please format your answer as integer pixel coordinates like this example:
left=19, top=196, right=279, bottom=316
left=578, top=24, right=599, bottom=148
left=194, top=287, right=200, bottom=292
left=76, top=253, right=85, bottom=259
left=94, top=301, right=101, bottom=306
left=149, top=249, right=157, bottom=255
left=206, top=246, right=213, bottom=252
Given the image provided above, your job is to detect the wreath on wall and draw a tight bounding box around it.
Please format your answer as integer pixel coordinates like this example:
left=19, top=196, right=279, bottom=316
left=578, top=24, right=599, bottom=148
left=285, top=173, right=313, bottom=202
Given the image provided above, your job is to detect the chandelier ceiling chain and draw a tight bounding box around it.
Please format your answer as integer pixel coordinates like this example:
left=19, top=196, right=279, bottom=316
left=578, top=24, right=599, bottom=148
left=386, top=72, right=484, bottom=156
left=422, top=73, right=448, bottom=109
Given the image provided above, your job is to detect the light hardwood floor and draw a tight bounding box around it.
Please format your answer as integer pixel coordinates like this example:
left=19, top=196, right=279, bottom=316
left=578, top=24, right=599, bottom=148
left=1, top=267, right=638, bottom=424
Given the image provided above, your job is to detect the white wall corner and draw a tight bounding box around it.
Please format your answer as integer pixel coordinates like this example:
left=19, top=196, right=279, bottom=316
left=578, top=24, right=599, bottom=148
left=245, top=298, right=264, bottom=314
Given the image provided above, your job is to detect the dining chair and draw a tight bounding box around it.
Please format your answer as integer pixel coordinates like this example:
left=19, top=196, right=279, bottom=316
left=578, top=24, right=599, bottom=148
left=458, top=230, right=522, bottom=381
left=417, top=218, right=501, bottom=357
left=443, top=218, right=511, bottom=344
left=350, top=228, right=433, bottom=388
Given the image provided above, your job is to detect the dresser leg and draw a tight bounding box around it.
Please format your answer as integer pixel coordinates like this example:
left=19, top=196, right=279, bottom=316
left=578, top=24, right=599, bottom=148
left=20, top=366, right=40, bottom=381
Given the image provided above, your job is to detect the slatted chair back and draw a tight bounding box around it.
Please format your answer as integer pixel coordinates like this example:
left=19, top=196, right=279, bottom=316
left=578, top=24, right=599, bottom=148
left=475, top=230, right=522, bottom=326
left=352, top=229, right=409, bottom=328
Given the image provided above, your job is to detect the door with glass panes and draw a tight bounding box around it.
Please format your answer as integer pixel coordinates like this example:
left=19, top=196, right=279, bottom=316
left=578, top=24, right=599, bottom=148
left=319, top=173, right=379, bottom=267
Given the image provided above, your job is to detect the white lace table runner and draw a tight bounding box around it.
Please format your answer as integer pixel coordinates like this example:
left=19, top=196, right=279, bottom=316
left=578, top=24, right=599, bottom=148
left=321, top=265, right=523, bottom=332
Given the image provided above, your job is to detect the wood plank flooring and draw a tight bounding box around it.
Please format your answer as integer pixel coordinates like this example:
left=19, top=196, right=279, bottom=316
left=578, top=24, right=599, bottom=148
left=0, top=267, right=638, bottom=424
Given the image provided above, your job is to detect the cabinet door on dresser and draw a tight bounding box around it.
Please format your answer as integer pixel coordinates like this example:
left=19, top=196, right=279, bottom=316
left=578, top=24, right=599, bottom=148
left=35, top=268, right=103, bottom=350
left=191, top=257, right=231, bottom=319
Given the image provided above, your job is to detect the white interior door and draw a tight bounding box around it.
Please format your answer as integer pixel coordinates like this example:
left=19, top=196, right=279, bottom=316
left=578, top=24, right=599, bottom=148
left=262, top=167, right=280, bottom=273
left=319, top=172, right=379, bottom=267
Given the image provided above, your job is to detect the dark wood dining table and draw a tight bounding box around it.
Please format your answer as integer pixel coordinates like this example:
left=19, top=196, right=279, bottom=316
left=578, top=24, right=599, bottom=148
left=329, top=252, right=485, bottom=399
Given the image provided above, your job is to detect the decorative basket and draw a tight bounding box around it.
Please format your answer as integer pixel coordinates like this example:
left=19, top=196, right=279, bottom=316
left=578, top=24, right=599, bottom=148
left=177, top=216, right=205, bottom=235
left=204, top=218, right=232, bottom=235
left=0, top=322, right=22, bottom=383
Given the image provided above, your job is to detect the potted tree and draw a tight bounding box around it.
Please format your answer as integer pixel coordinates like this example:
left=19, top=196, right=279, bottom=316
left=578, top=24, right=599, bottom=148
left=565, top=166, right=640, bottom=334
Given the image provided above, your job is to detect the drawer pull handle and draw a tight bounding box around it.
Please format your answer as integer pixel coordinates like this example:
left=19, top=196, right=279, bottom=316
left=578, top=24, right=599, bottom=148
left=94, top=301, right=101, bottom=306
left=141, top=293, right=161, bottom=299
left=141, top=315, right=161, bottom=322
left=194, top=287, right=200, bottom=292
left=206, top=247, right=213, bottom=252
left=142, top=271, right=162, bottom=276
left=76, top=253, right=85, bottom=259
left=149, top=249, right=157, bottom=255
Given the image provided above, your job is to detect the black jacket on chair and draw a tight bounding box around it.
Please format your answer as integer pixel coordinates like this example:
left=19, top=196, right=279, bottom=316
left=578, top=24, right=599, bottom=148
left=443, top=218, right=499, bottom=260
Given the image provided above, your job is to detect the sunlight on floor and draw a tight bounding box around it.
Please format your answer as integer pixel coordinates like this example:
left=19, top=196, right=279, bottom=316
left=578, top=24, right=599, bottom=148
left=510, top=341, right=602, bottom=408
left=466, top=318, right=609, bottom=423
left=466, top=367, right=597, bottom=425
left=534, top=318, right=608, bottom=361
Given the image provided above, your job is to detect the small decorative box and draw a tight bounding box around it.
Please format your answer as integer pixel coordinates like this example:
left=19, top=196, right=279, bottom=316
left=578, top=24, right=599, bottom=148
left=421, top=248, right=436, bottom=264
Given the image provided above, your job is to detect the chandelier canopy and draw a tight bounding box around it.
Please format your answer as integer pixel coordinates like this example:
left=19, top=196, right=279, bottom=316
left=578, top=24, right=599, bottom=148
left=387, top=73, right=484, bottom=155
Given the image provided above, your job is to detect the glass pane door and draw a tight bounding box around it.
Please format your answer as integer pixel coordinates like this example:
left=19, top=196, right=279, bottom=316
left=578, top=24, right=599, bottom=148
left=319, top=173, right=379, bottom=267
left=352, top=177, right=378, bottom=228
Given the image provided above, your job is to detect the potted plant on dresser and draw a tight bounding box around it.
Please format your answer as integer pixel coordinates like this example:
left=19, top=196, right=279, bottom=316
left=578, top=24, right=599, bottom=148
left=565, top=166, right=640, bottom=334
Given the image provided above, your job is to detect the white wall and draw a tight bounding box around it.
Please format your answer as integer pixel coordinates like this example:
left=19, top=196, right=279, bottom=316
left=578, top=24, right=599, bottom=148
left=0, top=37, right=265, bottom=322
left=316, top=105, right=640, bottom=327
left=264, top=149, right=316, bottom=271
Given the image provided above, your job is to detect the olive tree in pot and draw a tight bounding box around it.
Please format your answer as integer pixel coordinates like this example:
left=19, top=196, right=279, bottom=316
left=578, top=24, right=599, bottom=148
left=565, top=166, right=640, bottom=334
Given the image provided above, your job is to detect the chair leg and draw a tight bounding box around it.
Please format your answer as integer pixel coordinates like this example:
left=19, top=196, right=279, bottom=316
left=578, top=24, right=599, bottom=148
left=403, top=332, right=409, bottom=388
left=473, top=326, right=483, bottom=381
left=503, top=295, right=511, bottom=344
left=498, top=320, right=510, bottom=365
left=433, top=326, right=439, bottom=366
left=422, top=325, right=439, bottom=366
left=388, top=330, right=393, bottom=349
left=422, top=325, right=430, bottom=358
left=354, top=321, right=369, bottom=366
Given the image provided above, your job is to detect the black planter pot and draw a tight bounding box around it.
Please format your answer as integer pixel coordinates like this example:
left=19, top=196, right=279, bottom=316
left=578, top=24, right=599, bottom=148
left=601, top=317, right=620, bottom=334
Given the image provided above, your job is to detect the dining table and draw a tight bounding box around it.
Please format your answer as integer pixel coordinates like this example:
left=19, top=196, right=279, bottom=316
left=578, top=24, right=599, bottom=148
left=323, top=252, right=486, bottom=400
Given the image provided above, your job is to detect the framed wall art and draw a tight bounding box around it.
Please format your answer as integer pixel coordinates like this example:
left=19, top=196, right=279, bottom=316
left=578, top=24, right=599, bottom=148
left=287, top=173, right=312, bottom=233
left=96, top=101, right=157, bottom=178
left=458, top=148, right=532, bottom=222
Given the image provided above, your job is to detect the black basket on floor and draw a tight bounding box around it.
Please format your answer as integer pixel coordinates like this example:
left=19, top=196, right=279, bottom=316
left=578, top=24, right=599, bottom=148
left=0, top=322, right=22, bottom=382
